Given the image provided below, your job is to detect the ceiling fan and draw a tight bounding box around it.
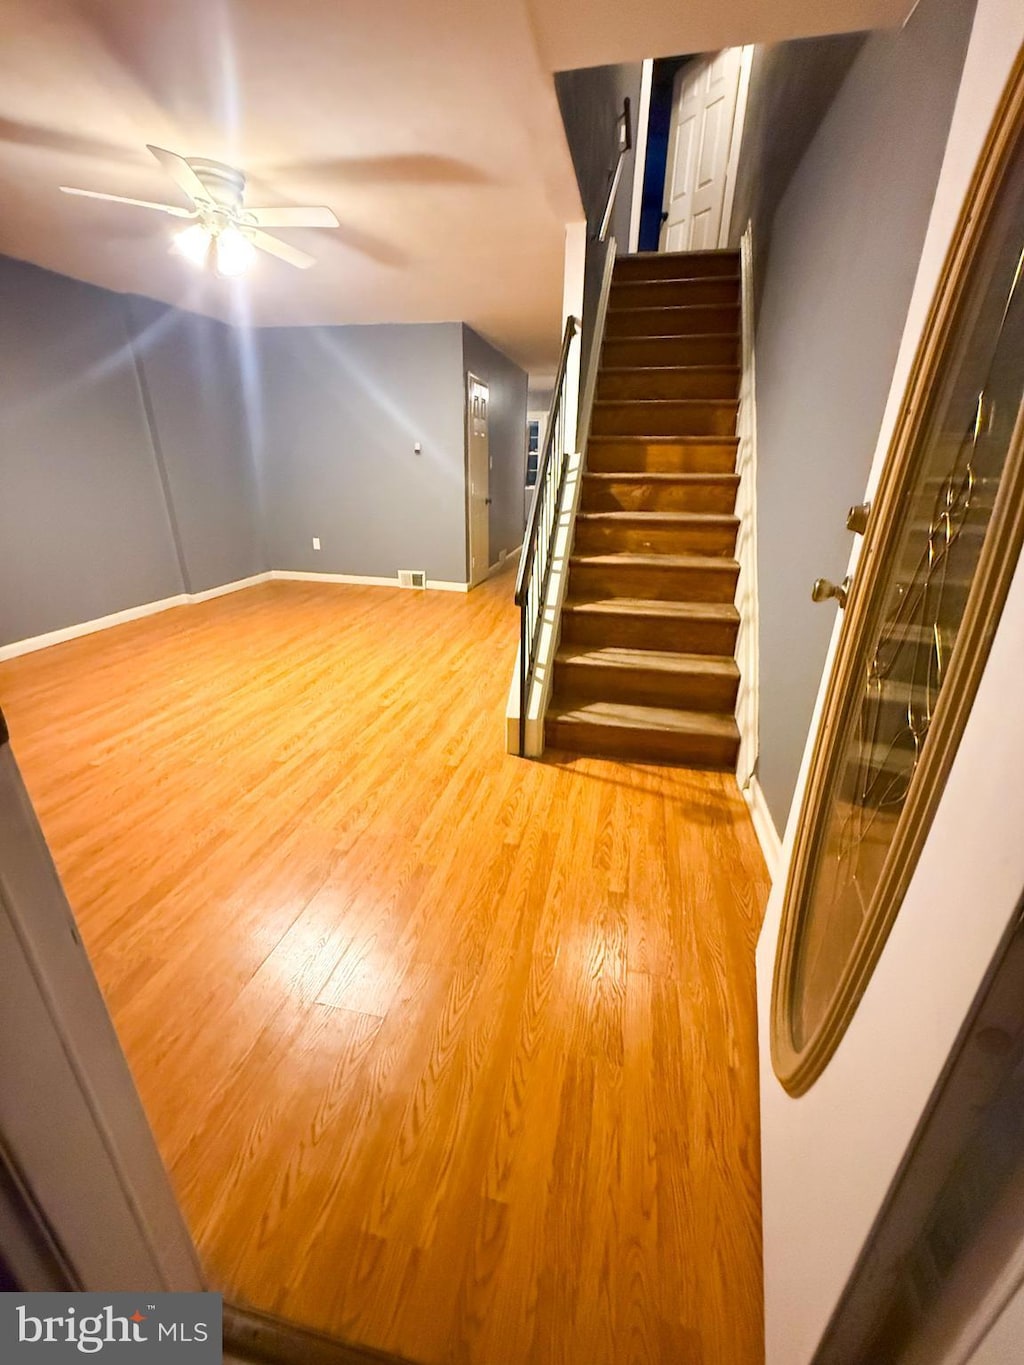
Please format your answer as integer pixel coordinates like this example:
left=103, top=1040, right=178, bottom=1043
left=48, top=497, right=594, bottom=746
left=60, top=145, right=339, bottom=276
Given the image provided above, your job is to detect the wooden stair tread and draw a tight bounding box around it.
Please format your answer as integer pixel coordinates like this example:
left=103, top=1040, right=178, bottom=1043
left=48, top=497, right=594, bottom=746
left=608, top=304, right=739, bottom=316
left=588, top=434, right=739, bottom=445
left=623, top=249, right=739, bottom=260
left=570, top=551, right=738, bottom=570
left=598, top=364, right=741, bottom=376
left=556, top=646, right=739, bottom=677
left=547, top=701, right=740, bottom=739
left=612, top=274, right=741, bottom=285
left=564, top=598, right=740, bottom=622
left=582, top=472, right=739, bottom=484
left=593, top=397, right=739, bottom=407
left=577, top=511, right=739, bottom=526
left=603, top=331, right=741, bottom=342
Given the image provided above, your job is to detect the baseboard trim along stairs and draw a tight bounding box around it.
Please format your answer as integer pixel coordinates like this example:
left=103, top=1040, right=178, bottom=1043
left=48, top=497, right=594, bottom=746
left=545, top=248, right=744, bottom=770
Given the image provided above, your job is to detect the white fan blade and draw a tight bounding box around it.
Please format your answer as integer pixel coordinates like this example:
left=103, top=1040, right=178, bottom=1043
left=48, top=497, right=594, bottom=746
left=245, top=206, right=339, bottom=229
left=250, top=229, right=315, bottom=270
left=60, top=186, right=194, bottom=217
left=147, top=144, right=210, bottom=206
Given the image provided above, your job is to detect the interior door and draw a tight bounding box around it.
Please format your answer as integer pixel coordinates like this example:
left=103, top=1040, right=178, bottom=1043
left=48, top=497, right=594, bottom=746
left=467, top=375, right=490, bottom=586
left=661, top=49, right=742, bottom=252
left=756, top=35, right=1024, bottom=1365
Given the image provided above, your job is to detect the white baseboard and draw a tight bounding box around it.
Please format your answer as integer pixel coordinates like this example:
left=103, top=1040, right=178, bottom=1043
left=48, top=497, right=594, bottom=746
left=188, top=572, right=272, bottom=603
left=0, top=594, right=188, bottom=661
left=270, top=570, right=469, bottom=593
left=0, top=566, right=478, bottom=663
left=492, top=543, right=523, bottom=576
left=271, top=570, right=399, bottom=588
left=742, top=775, right=782, bottom=883
left=0, top=573, right=273, bottom=661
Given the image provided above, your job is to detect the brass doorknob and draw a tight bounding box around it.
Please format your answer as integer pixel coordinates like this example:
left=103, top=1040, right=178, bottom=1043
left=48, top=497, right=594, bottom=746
left=812, top=576, right=850, bottom=608
left=846, top=502, right=871, bottom=535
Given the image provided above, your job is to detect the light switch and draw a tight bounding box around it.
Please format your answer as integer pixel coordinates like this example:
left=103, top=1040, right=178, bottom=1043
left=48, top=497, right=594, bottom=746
left=312, top=537, right=321, bottom=551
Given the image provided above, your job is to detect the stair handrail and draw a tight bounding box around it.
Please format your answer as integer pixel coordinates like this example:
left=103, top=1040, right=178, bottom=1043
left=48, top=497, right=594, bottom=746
left=515, top=314, right=579, bottom=755
left=597, top=97, right=632, bottom=244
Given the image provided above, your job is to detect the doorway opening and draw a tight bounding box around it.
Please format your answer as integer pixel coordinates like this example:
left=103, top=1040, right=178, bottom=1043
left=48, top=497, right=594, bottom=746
left=639, top=49, right=751, bottom=252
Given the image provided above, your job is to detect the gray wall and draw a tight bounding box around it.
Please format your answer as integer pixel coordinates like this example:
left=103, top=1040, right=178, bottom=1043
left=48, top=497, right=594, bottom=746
left=0, top=260, right=529, bottom=647
left=253, top=323, right=469, bottom=583
left=748, top=0, right=976, bottom=829
left=0, top=257, right=269, bottom=646
left=556, top=63, right=644, bottom=384
left=0, top=257, right=184, bottom=644
left=555, top=62, right=643, bottom=247
left=463, top=327, right=529, bottom=564
left=727, top=33, right=867, bottom=306
left=125, top=298, right=265, bottom=594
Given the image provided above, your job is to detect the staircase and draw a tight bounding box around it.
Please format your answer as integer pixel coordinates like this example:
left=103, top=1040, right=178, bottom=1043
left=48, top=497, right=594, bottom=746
left=546, top=249, right=743, bottom=769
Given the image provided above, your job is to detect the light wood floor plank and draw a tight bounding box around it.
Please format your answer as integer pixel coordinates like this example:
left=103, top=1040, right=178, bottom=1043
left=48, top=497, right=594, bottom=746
left=0, top=569, right=769, bottom=1364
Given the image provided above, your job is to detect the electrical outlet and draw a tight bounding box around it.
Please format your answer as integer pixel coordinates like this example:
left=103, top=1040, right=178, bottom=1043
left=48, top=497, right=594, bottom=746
left=312, top=537, right=321, bottom=551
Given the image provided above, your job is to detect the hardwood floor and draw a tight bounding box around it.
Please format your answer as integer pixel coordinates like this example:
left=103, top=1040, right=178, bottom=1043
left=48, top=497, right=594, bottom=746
left=0, top=570, right=770, bottom=1364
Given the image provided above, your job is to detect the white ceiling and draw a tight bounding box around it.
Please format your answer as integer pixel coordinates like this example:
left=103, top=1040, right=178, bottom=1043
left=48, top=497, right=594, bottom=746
left=527, top=0, right=915, bottom=73
left=0, top=0, right=914, bottom=374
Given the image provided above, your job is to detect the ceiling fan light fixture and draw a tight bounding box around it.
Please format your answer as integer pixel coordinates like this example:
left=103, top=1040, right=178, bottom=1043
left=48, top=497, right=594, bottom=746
left=215, top=225, right=257, bottom=278
left=173, top=223, right=213, bottom=268
left=62, top=145, right=335, bottom=273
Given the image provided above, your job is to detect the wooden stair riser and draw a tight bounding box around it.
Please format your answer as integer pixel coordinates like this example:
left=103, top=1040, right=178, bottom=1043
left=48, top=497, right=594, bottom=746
left=605, top=305, right=741, bottom=339
left=561, top=609, right=739, bottom=655
left=610, top=277, right=739, bottom=309
left=592, top=400, right=738, bottom=438
left=581, top=476, right=738, bottom=515
left=586, top=438, right=738, bottom=474
left=613, top=250, right=740, bottom=281
left=545, top=715, right=739, bottom=769
left=568, top=558, right=738, bottom=603
left=575, top=519, right=738, bottom=557
left=553, top=660, right=739, bottom=712
left=602, top=335, right=740, bottom=368
left=597, top=367, right=740, bottom=401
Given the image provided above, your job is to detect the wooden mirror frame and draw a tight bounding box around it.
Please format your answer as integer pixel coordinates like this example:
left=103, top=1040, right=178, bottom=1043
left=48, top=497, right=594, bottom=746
left=771, top=48, right=1024, bottom=1098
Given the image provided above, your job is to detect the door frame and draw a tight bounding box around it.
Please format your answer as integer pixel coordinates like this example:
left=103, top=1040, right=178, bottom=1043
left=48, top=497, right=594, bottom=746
left=719, top=47, right=754, bottom=247
left=465, top=372, right=490, bottom=587
left=0, top=721, right=204, bottom=1292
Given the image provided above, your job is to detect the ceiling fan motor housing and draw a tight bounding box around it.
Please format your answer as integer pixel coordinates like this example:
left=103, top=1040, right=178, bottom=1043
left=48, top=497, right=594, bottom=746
left=187, top=158, right=246, bottom=211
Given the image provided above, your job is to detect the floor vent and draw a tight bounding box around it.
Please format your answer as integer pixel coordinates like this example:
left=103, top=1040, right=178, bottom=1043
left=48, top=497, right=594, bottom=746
left=398, top=569, right=427, bottom=589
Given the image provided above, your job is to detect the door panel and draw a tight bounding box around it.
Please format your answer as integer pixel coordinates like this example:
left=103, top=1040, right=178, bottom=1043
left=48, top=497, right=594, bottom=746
left=467, top=376, right=490, bottom=586
left=661, top=50, right=742, bottom=251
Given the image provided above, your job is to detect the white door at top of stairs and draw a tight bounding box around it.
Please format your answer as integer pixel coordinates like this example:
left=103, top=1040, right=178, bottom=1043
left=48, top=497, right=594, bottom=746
left=660, top=49, right=743, bottom=253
